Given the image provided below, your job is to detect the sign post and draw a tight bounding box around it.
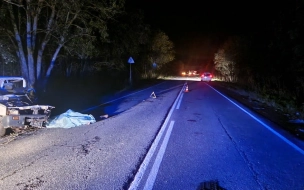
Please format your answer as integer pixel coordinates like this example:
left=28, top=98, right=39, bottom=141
left=128, top=57, right=135, bottom=85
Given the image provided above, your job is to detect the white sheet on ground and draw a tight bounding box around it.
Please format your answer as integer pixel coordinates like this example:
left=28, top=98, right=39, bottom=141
left=47, top=109, right=96, bottom=128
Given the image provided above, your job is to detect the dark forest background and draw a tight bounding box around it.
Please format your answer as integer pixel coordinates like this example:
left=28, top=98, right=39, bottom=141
left=0, top=0, right=304, bottom=117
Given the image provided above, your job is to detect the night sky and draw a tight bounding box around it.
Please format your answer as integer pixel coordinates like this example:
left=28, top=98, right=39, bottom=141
left=126, top=0, right=286, bottom=70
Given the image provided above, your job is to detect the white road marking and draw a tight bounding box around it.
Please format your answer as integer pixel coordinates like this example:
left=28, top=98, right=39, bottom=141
left=207, top=84, right=304, bottom=155
left=128, top=83, right=185, bottom=190
left=176, top=93, right=184, bottom=109
left=143, top=121, right=175, bottom=190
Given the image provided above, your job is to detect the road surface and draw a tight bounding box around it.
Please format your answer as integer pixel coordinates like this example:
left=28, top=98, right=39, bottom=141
left=0, top=80, right=303, bottom=190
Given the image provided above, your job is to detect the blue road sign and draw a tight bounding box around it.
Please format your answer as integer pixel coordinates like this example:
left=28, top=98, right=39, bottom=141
left=128, top=57, right=135, bottom=64
left=152, top=62, right=157, bottom=68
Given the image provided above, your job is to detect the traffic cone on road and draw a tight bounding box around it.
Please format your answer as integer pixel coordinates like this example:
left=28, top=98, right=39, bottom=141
left=184, top=84, right=189, bottom=92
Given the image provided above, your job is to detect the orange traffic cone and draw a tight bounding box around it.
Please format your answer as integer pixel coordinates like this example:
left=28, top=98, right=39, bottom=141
left=185, top=84, right=189, bottom=92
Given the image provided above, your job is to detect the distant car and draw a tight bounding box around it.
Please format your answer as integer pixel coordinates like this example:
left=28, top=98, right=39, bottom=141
left=201, top=72, right=212, bottom=82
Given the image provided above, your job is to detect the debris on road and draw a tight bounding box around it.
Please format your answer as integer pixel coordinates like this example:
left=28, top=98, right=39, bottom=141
left=0, top=76, right=55, bottom=137
left=100, top=114, right=109, bottom=119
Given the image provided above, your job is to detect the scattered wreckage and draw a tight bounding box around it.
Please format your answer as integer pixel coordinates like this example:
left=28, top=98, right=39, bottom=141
left=0, top=76, right=54, bottom=136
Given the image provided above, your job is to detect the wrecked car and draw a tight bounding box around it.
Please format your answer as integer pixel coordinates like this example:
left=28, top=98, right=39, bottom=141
left=0, top=76, right=54, bottom=136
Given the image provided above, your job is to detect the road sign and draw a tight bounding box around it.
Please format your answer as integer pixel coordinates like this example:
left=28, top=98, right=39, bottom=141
left=128, top=57, right=135, bottom=85
left=152, top=62, right=157, bottom=68
left=128, top=57, right=135, bottom=64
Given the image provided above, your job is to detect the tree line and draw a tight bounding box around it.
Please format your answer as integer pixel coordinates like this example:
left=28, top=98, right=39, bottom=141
left=214, top=0, right=304, bottom=113
left=0, top=0, right=175, bottom=90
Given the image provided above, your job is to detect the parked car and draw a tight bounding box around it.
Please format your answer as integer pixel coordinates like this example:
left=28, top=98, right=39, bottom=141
left=201, top=72, right=212, bottom=82
left=0, top=76, right=55, bottom=136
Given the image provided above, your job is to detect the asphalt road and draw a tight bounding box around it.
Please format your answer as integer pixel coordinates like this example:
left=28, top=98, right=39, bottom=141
left=0, top=79, right=303, bottom=190
left=0, top=80, right=184, bottom=190
left=130, top=81, right=304, bottom=190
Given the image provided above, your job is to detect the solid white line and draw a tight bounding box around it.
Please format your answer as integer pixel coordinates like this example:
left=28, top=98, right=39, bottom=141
left=128, top=84, right=185, bottom=190
left=207, top=84, right=304, bottom=155
left=176, top=93, right=184, bottom=109
left=143, top=121, right=175, bottom=190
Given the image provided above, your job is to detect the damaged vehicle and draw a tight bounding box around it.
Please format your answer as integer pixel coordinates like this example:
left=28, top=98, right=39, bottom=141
left=0, top=76, right=55, bottom=136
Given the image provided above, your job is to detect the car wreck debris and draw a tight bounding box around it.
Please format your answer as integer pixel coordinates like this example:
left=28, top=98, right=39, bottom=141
left=0, top=77, right=55, bottom=136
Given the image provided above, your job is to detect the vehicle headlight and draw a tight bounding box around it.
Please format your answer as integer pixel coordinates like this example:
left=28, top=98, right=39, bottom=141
left=8, top=109, right=19, bottom=115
